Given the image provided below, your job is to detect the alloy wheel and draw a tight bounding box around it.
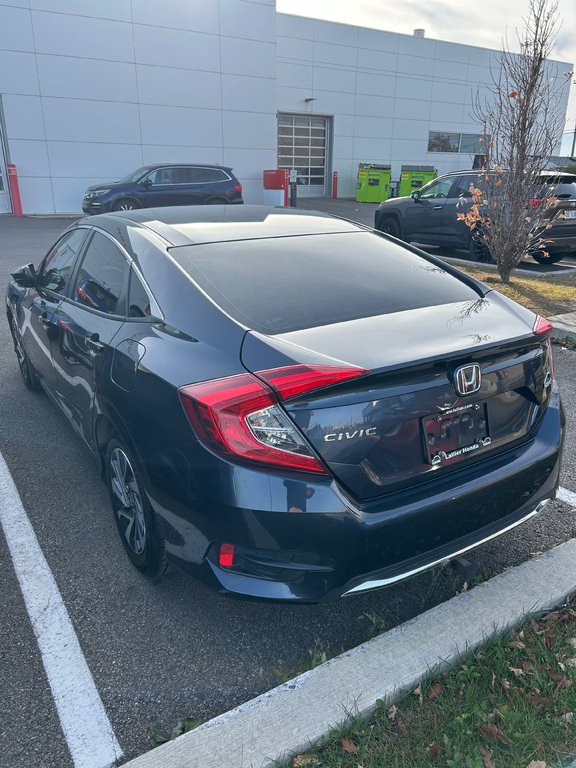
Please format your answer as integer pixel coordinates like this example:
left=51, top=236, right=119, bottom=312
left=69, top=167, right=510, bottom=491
left=109, top=447, right=147, bottom=556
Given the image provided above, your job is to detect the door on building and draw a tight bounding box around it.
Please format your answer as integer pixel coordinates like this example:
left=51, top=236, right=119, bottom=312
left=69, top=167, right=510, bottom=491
left=0, top=119, right=12, bottom=214
left=277, top=114, right=330, bottom=197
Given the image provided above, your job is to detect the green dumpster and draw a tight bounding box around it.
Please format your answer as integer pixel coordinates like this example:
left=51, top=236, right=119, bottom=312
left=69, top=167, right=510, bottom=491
left=398, top=165, right=437, bottom=197
left=356, top=163, right=391, bottom=203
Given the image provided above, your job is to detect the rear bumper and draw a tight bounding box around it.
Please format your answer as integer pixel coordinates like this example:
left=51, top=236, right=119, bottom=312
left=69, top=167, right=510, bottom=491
left=150, top=387, right=564, bottom=602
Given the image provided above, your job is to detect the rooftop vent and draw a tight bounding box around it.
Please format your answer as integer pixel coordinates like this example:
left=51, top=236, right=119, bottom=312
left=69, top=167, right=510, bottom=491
left=413, top=29, right=425, bottom=37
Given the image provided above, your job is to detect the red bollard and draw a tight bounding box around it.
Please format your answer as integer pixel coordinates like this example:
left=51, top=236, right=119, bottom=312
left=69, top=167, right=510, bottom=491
left=7, top=164, right=23, bottom=217
left=332, top=170, right=338, bottom=199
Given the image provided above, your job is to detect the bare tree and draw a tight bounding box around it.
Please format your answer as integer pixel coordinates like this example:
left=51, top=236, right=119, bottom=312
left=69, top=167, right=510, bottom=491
left=459, top=0, right=570, bottom=283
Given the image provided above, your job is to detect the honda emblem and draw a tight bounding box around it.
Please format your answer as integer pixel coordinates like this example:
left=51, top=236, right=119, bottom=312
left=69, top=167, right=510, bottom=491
left=454, top=363, right=482, bottom=396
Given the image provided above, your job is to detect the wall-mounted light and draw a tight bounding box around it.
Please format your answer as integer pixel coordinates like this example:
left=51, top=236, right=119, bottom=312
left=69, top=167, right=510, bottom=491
left=304, top=97, right=316, bottom=103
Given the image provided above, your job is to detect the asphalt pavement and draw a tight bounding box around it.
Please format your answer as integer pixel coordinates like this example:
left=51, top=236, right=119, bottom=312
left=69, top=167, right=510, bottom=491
left=0, top=213, right=575, bottom=768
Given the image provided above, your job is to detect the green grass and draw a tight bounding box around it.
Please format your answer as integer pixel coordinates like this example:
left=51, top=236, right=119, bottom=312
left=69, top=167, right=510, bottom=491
left=456, top=264, right=576, bottom=317
left=284, top=601, right=576, bottom=768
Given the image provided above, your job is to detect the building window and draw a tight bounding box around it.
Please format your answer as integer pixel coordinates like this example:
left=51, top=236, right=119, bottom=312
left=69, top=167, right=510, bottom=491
left=428, top=131, right=487, bottom=154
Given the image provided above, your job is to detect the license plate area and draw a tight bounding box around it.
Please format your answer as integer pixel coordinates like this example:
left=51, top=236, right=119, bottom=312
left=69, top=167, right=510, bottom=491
left=423, top=403, right=490, bottom=466
left=563, top=210, right=576, bottom=219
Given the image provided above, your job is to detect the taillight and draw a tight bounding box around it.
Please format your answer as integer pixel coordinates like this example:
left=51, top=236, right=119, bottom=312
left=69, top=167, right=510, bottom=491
left=533, top=315, right=553, bottom=335
left=527, top=198, right=541, bottom=207
left=256, top=364, right=369, bottom=401
left=234, top=184, right=242, bottom=194
left=178, top=365, right=368, bottom=474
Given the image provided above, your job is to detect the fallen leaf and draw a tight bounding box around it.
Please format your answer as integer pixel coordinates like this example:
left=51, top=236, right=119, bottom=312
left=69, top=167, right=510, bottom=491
left=478, top=722, right=512, bottom=745
left=524, top=692, right=553, bottom=709
left=292, top=756, right=320, bottom=767
left=341, top=737, right=359, bottom=754
left=569, top=639, right=576, bottom=649
left=566, top=658, right=576, bottom=668
left=508, top=90, right=518, bottom=97
left=561, top=712, right=574, bottom=724
left=509, top=667, right=525, bottom=677
left=547, top=669, right=572, bottom=689
left=427, top=741, right=441, bottom=759
left=509, top=640, right=526, bottom=649
left=413, top=685, right=423, bottom=704
left=480, top=745, right=496, bottom=768
left=396, top=717, right=409, bottom=735
left=502, top=678, right=511, bottom=691
left=520, top=659, right=534, bottom=672
left=387, top=704, right=398, bottom=721
left=428, top=683, right=443, bottom=700
left=525, top=762, right=546, bottom=768
left=491, top=672, right=496, bottom=690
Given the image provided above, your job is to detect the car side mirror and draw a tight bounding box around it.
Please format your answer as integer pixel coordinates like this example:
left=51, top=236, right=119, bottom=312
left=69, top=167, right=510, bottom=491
left=11, top=263, right=37, bottom=288
left=141, top=178, right=152, bottom=187
left=411, top=190, right=421, bottom=201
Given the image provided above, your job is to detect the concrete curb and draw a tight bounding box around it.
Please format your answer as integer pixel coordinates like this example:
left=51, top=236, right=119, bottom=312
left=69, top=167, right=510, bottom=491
left=550, top=312, right=576, bottom=344
left=120, top=537, right=576, bottom=768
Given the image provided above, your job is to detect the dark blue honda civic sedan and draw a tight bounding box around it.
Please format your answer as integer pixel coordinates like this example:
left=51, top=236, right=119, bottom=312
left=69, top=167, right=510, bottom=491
left=6, top=206, right=564, bottom=601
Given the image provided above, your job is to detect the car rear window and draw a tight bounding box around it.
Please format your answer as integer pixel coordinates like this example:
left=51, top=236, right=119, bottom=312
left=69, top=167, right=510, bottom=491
left=170, top=232, right=480, bottom=334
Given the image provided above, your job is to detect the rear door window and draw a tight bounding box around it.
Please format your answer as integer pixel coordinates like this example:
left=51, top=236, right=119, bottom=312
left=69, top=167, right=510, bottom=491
left=450, top=174, right=480, bottom=198
left=170, top=232, right=479, bottom=334
left=174, top=167, right=204, bottom=184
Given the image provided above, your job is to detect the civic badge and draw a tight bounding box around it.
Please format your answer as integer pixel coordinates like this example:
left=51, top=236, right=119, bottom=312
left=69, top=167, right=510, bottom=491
left=454, top=363, right=482, bottom=396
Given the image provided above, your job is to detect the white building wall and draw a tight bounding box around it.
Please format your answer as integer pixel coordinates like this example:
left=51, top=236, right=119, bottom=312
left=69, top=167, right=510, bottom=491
left=0, top=3, right=571, bottom=212
left=0, top=0, right=277, bottom=213
left=277, top=14, right=571, bottom=198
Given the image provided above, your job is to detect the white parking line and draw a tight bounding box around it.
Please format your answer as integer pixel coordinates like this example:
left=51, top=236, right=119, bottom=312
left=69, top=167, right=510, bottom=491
left=558, top=486, right=576, bottom=508
left=0, top=453, right=123, bottom=768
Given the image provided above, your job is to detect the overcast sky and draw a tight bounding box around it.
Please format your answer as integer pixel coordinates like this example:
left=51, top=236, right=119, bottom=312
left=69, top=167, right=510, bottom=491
left=278, top=0, right=576, bottom=152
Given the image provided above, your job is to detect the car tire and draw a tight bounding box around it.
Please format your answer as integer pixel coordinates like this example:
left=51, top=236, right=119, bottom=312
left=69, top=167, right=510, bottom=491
left=112, top=198, right=140, bottom=212
left=106, top=437, right=168, bottom=579
left=9, top=314, right=41, bottom=391
left=532, top=251, right=565, bottom=265
left=468, top=234, right=493, bottom=263
left=205, top=196, right=229, bottom=205
left=377, top=216, right=403, bottom=240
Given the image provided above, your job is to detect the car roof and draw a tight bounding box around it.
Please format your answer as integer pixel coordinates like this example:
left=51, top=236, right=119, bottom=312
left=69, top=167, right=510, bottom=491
left=440, top=169, right=576, bottom=180
left=142, top=163, right=234, bottom=171
left=83, top=205, right=363, bottom=247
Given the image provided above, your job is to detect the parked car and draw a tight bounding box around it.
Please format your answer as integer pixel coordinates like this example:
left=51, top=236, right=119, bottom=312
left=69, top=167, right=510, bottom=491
left=374, top=170, right=576, bottom=264
left=81, top=164, right=243, bottom=214
left=6, top=206, right=564, bottom=602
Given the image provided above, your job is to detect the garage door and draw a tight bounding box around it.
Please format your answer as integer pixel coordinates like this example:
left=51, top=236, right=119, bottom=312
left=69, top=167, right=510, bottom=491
left=277, top=114, right=329, bottom=197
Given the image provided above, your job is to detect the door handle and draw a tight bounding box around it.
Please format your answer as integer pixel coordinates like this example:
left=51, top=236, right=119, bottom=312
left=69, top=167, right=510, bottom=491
left=433, top=205, right=443, bottom=210
left=86, top=333, right=105, bottom=353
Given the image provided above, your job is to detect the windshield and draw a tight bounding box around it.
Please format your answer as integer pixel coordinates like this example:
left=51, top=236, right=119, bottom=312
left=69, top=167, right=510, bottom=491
left=118, top=166, right=154, bottom=184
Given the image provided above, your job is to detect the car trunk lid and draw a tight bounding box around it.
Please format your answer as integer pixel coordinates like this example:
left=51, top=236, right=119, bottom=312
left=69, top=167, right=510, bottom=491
left=242, top=293, right=553, bottom=501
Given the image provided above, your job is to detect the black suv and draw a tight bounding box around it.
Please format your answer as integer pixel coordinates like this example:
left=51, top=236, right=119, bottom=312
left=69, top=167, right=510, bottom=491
left=82, top=164, right=243, bottom=214
left=374, top=170, right=576, bottom=264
